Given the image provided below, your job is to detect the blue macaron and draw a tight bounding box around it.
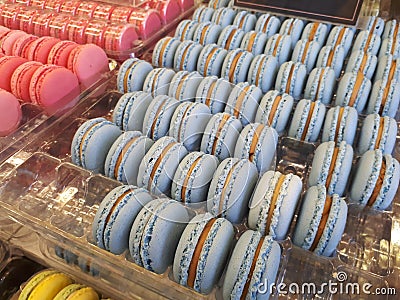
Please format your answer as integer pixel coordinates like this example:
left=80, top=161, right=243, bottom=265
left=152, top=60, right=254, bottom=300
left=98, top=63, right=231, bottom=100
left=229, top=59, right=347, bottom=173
left=192, top=21, right=222, bottom=46
left=152, top=37, right=181, bottom=68
left=174, top=20, right=199, bottom=41
left=221, top=49, right=254, bottom=84
left=197, top=43, right=228, bottom=77
left=168, top=70, right=204, bottom=102
left=335, top=72, right=371, bottom=112
left=195, top=75, right=233, bottom=113
left=247, top=54, right=278, bottom=93
left=217, top=25, right=245, bottom=51
left=174, top=40, right=204, bottom=72
left=117, top=58, right=153, bottom=93
left=255, top=14, right=281, bottom=37
left=143, top=68, right=176, bottom=97
left=211, top=7, right=236, bottom=27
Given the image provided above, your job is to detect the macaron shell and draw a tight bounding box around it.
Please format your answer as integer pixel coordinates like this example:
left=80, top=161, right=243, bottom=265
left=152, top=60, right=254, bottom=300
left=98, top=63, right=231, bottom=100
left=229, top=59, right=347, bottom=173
left=264, top=34, right=292, bottom=66
left=27, top=37, right=61, bottom=64
left=255, top=14, right=281, bottom=38
left=345, top=50, right=377, bottom=79
left=335, top=72, right=371, bottom=112
left=1, top=30, right=28, bottom=55
left=291, top=39, right=320, bottom=73
left=47, top=41, right=79, bottom=67
left=321, top=106, right=358, bottom=145
left=195, top=76, right=233, bottom=114
left=0, top=56, right=28, bottom=92
left=173, top=41, right=203, bottom=72
left=326, top=26, right=354, bottom=55
left=279, top=18, right=305, bottom=48
left=117, top=58, right=153, bottom=93
left=0, top=89, right=22, bottom=136
left=352, top=30, right=381, bottom=56
left=247, top=54, right=278, bottom=94
left=197, top=44, right=228, bottom=77
left=25, top=272, right=73, bottom=300
left=11, top=61, right=42, bottom=103
left=174, top=20, right=199, bottom=41
left=168, top=70, right=203, bottom=102
left=275, top=61, right=307, bottom=99
left=152, top=37, right=180, bottom=68
left=192, top=22, right=222, bottom=46
left=221, top=49, right=254, bottom=84
left=316, top=45, right=345, bottom=78
left=18, top=270, right=59, bottom=300
left=53, top=284, right=86, bottom=300
left=366, top=79, right=400, bottom=118
left=304, top=67, right=336, bottom=104
left=143, top=68, right=176, bottom=97
left=217, top=26, right=245, bottom=51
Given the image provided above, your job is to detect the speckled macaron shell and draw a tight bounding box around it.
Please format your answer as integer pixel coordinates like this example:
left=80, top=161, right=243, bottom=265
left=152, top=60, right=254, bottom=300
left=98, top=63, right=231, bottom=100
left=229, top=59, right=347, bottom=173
left=234, top=123, right=278, bottom=173
left=211, top=7, right=236, bottom=27
left=192, top=6, right=215, bottom=23
left=173, top=213, right=234, bottom=294
left=352, top=30, right=381, bottom=56
left=222, top=230, right=281, bottom=300
left=326, top=26, right=355, bottom=56
left=379, top=37, right=400, bottom=59
left=366, top=78, right=400, bottom=118
left=169, top=102, right=212, bottom=151
left=172, top=152, right=219, bottom=203
left=168, top=70, right=204, bottom=102
left=143, top=68, right=176, bottom=97
left=174, top=40, right=204, bottom=72
left=209, top=0, right=230, bottom=9
left=192, top=22, right=222, bottom=46
left=174, top=20, right=199, bottom=41
left=335, top=72, right=372, bottom=112
left=207, top=157, right=259, bottom=223
left=197, top=44, right=228, bottom=77
left=301, top=22, right=329, bottom=45
left=152, top=37, right=181, bottom=68
left=217, top=25, right=245, bottom=51
left=364, top=16, right=385, bottom=36
left=288, top=99, right=326, bottom=142
left=374, top=55, right=400, bottom=83
left=275, top=61, right=307, bottom=99
left=195, top=76, right=233, bottom=113
left=240, top=31, right=268, bottom=56
left=293, top=185, right=348, bottom=256
left=71, top=117, right=122, bottom=173
left=304, top=67, right=336, bottom=104
left=308, top=141, right=353, bottom=196
left=129, top=199, right=190, bottom=274
left=316, top=45, right=345, bottom=78
left=291, top=39, right=321, bottom=73
left=382, top=19, right=400, bottom=40
left=137, top=136, right=188, bottom=196
left=233, top=11, right=257, bottom=32
left=142, top=95, right=180, bottom=140
left=357, top=114, right=397, bottom=155
left=248, top=170, right=302, bottom=239
left=279, top=18, right=305, bottom=49
left=255, top=90, right=294, bottom=135
left=117, top=58, right=153, bottom=93
left=350, top=150, right=400, bottom=210
left=92, top=185, right=153, bottom=254
left=221, top=49, right=254, bottom=84
left=321, top=106, right=358, bottom=146
left=105, top=131, right=154, bottom=185
left=264, top=33, right=292, bottom=66
left=247, top=54, right=278, bottom=93
left=345, top=50, right=378, bottom=80
left=255, top=14, right=281, bottom=38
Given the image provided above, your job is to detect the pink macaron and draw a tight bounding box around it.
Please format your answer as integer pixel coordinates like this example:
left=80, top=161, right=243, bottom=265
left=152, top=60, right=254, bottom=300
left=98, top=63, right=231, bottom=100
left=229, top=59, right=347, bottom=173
left=11, top=34, right=38, bottom=57
left=128, top=8, right=162, bottom=39
left=109, top=6, right=135, bottom=24
left=0, top=55, right=28, bottom=91
left=102, top=24, right=139, bottom=53
left=59, top=0, right=81, bottom=15
left=48, top=14, right=72, bottom=40
left=84, top=20, right=107, bottom=47
left=140, top=0, right=181, bottom=24
left=66, top=18, right=89, bottom=44
left=44, top=0, right=66, bottom=12
left=31, top=13, right=55, bottom=36
left=0, top=30, right=28, bottom=56
left=11, top=60, right=43, bottom=102
left=75, top=1, right=98, bottom=18
left=26, top=36, right=61, bottom=63
left=16, top=9, right=39, bottom=34
left=1, top=5, right=21, bottom=30
left=47, top=40, right=79, bottom=67
left=92, top=3, right=115, bottom=20
left=0, top=88, right=22, bottom=136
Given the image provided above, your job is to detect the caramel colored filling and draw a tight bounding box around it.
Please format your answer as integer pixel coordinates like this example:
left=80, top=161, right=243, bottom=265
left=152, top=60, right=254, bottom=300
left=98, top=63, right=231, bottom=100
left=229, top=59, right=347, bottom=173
left=175, top=74, right=189, bottom=100
left=265, top=175, right=285, bottom=231
left=249, top=124, right=265, bottom=162
left=158, top=37, right=172, bottom=66
left=348, top=72, right=364, bottom=107
left=233, top=86, right=251, bottom=118
left=148, top=142, right=175, bottom=191
left=204, top=47, right=218, bottom=76
left=285, top=64, right=295, bottom=94
left=123, top=60, right=138, bottom=92
left=359, top=53, right=369, bottom=75
left=180, top=44, right=191, bottom=70
left=225, top=29, right=237, bottom=50
left=374, top=117, right=385, bottom=149
left=150, top=99, right=168, bottom=139
left=187, top=218, right=217, bottom=287
left=334, top=107, right=345, bottom=142
left=301, top=41, right=311, bottom=64
left=301, top=101, right=316, bottom=141
left=114, top=136, right=140, bottom=179
left=268, top=95, right=282, bottom=126
left=325, top=147, right=339, bottom=189
left=218, top=161, right=241, bottom=214
left=104, top=190, right=131, bottom=235
left=180, top=22, right=191, bottom=41
left=364, top=18, right=378, bottom=52
left=228, top=52, right=242, bottom=82
left=262, top=16, right=271, bottom=33
left=334, top=28, right=346, bottom=48
left=181, top=156, right=203, bottom=202
left=177, top=103, right=192, bottom=142
left=255, top=56, right=267, bottom=86
left=380, top=61, right=398, bottom=114
left=205, top=80, right=217, bottom=107
left=200, top=24, right=210, bottom=45
left=211, top=114, right=230, bottom=154
left=272, top=35, right=283, bottom=56
left=287, top=20, right=295, bottom=34
left=314, top=68, right=326, bottom=101
left=326, top=48, right=335, bottom=67
left=239, top=15, right=246, bottom=29
left=79, top=123, right=99, bottom=159
left=150, top=71, right=161, bottom=96
left=367, top=158, right=386, bottom=207
left=308, top=23, right=319, bottom=41
left=310, top=196, right=333, bottom=251
left=391, top=24, right=399, bottom=55
left=246, top=32, right=257, bottom=52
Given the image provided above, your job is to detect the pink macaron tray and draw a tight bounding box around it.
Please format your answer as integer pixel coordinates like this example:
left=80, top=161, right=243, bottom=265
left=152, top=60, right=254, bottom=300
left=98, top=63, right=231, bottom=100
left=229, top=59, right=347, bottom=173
left=0, top=70, right=398, bottom=299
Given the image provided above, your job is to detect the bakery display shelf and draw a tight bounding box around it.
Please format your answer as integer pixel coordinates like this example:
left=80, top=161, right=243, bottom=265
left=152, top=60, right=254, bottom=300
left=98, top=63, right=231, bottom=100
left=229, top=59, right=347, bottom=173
left=0, top=75, right=398, bottom=299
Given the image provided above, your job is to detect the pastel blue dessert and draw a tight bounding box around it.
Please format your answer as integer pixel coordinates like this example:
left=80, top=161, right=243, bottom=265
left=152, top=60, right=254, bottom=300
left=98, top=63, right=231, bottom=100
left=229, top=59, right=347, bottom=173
left=293, top=185, right=348, bottom=256
left=255, top=90, right=294, bottom=135
left=104, top=131, right=154, bottom=185
left=192, top=6, right=215, bottom=23
left=221, top=48, right=254, bottom=84
left=357, top=114, right=397, bottom=155
left=168, top=70, right=203, bottom=102
left=255, top=14, right=281, bottom=38
left=240, top=31, right=268, bottom=56
left=173, top=213, right=234, bottom=294
left=247, top=54, right=278, bottom=93
left=321, top=106, right=358, bottom=146
left=207, top=157, right=258, bottom=223
left=225, top=82, right=262, bottom=126
left=152, top=37, right=181, bottom=68
left=174, top=40, right=204, bottom=72
left=172, top=152, right=219, bottom=203
left=222, top=230, right=281, bottom=300
left=92, top=185, right=153, bottom=254
left=335, top=72, right=371, bottom=112
left=143, top=68, right=176, bottom=97
left=112, top=91, right=153, bottom=132
left=279, top=18, right=305, bottom=49
left=382, top=19, right=400, bottom=40
left=379, top=37, right=400, bottom=59
left=374, top=55, right=400, bottom=83
left=291, top=39, right=321, bottom=73
left=175, top=20, right=199, bottom=41
left=142, top=95, right=179, bottom=140
left=71, top=117, right=122, bottom=173
left=304, top=67, right=336, bottom=104
left=350, top=149, right=400, bottom=210
left=301, top=22, right=329, bottom=45
left=233, top=11, right=257, bottom=32
left=209, top=0, right=230, bottom=9
left=234, top=123, right=278, bottom=173
left=366, top=78, right=400, bottom=117
left=345, top=50, right=378, bottom=79
left=211, top=7, right=236, bottom=27
left=169, top=102, right=212, bottom=151
left=248, top=170, right=302, bottom=239
left=352, top=30, right=381, bottom=56
left=275, top=61, right=307, bottom=99
left=117, top=58, right=153, bottom=93
left=326, top=26, right=355, bottom=56
left=200, top=112, right=242, bottom=161
left=308, top=141, right=354, bottom=196
left=137, top=136, right=188, bottom=196
left=129, top=199, right=190, bottom=274
left=192, top=21, right=222, bottom=46
left=197, top=44, right=227, bottom=77
left=288, top=99, right=326, bottom=142
left=264, top=34, right=292, bottom=66
left=364, top=16, right=385, bottom=36
left=217, top=25, right=245, bottom=50
left=316, top=45, right=345, bottom=78
left=195, top=76, right=233, bottom=113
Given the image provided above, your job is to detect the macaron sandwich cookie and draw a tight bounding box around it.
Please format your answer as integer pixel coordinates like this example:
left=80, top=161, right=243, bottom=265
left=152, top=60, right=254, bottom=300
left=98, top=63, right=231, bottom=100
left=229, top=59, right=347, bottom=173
left=129, top=199, right=190, bottom=274
left=53, top=284, right=99, bottom=300
left=255, top=90, right=294, bottom=135
left=174, top=20, right=199, bottom=41
left=293, top=185, right=348, bottom=256
left=264, top=34, right=292, bottom=66
left=316, top=45, right=346, bottom=78
left=383, top=19, right=400, bottom=40
left=350, top=149, right=400, bottom=210
left=357, top=114, right=397, bottom=155
left=321, top=106, right=358, bottom=145
left=345, top=50, right=378, bottom=80
left=197, top=44, right=228, bottom=77
left=352, top=30, right=381, bottom=56
left=104, top=131, right=154, bottom=185
left=0, top=88, right=22, bottom=136
left=374, top=55, right=400, bottom=83
left=304, top=67, right=336, bottom=104
left=308, top=141, right=354, bottom=196
left=222, top=230, right=281, bottom=300
left=279, top=18, right=305, bottom=49
left=173, top=213, right=234, bottom=294
left=211, top=7, right=237, bottom=27
left=137, top=136, right=188, bottom=196
left=169, top=102, right=212, bottom=151
left=291, top=39, right=321, bottom=73
left=364, top=16, right=385, bottom=36
left=275, top=61, right=307, bottom=99
left=192, top=6, right=214, bottom=23
left=192, top=21, right=222, bottom=46
left=240, top=31, right=269, bottom=56
left=301, top=22, right=329, bottom=45
left=326, top=26, right=355, bottom=56
left=221, top=48, right=254, bottom=84
left=366, top=78, right=400, bottom=117
left=217, top=25, right=245, bottom=51
left=207, top=157, right=258, bottom=223
left=152, top=36, right=181, bottom=68
left=225, top=82, right=262, bottom=126
left=93, top=185, right=153, bottom=255
left=247, top=54, right=278, bottom=93
left=288, top=99, right=326, bottom=142
left=248, top=170, right=302, bottom=239
left=234, top=123, right=278, bottom=173
left=379, top=33, right=400, bottom=60
left=174, top=40, right=203, bottom=72
left=143, top=67, right=176, bottom=97
left=200, top=112, right=242, bottom=161
left=172, top=152, right=219, bottom=203
left=209, top=0, right=230, bottom=9
left=255, top=14, right=281, bottom=38
left=195, top=76, right=233, bottom=113
left=168, top=70, right=203, bottom=102
left=232, top=11, right=257, bottom=32
left=117, top=58, right=153, bottom=93
left=71, top=118, right=122, bottom=173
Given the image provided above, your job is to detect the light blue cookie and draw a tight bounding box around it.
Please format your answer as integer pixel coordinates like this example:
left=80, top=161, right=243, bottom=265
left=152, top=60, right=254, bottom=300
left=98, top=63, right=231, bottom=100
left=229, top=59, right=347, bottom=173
left=168, top=70, right=203, bottom=101
left=345, top=50, right=377, bottom=79
left=192, top=21, right=222, bottom=46
left=275, top=61, right=307, bottom=99
left=233, top=11, right=257, bottom=32
left=174, top=40, right=204, bottom=72
left=374, top=54, right=400, bottom=83
left=279, top=18, right=305, bottom=49
left=174, top=20, right=199, bottom=41
left=291, top=39, right=321, bottom=73
left=264, top=33, right=292, bottom=66
left=255, top=14, right=281, bottom=38
left=152, top=37, right=181, bottom=68
left=143, top=68, right=176, bottom=97
left=192, top=6, right=215, bottom=23
left=335, top=72, right=371, bottom=112
left=366, top=78, right=400, bottom=117
left=195, top=76, right=233, bottom=113
left=197, top=43, right=227, bottom=77
left=117, top=58, right=153, bottom=93
left=382, top=19, right=400, bottom=40
left=217, top=25, right=245, bottom=50
left=221, top=48, right=254, bottom=84
left=247, top=54, right=278, bottom=93
left=352, top=30, right=381, bottom=56
left=209, top=0, right=230, bottom=9
left=364, top=16, right=385, bottom=36
left=316, top=45, right=345, bottom=78
left=211, top=7, right=236, bottom=27
left=304, top=67, right=336, bottom=104
left=240, top=31, right=268, bottom=56
left=301, top=22, right=329, bottom=45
